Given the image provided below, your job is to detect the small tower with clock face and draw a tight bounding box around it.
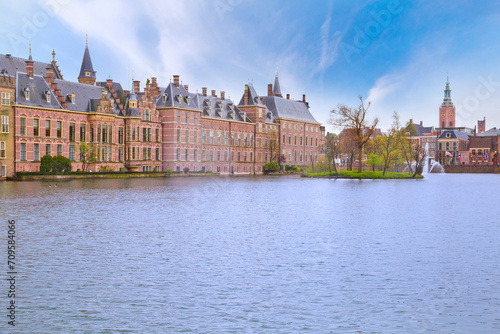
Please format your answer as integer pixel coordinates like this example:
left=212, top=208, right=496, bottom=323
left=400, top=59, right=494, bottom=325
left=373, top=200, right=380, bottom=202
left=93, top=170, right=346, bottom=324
left=478, top=117, right=486, bottom=134
left=439, top=77, right=455, bottom=128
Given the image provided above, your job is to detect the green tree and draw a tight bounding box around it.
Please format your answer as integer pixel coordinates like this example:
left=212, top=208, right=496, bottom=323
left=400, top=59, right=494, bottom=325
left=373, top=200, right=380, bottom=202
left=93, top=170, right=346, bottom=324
left=79, top=143, right=97, bottom=172
left=263, top=161, right=280, bottom=173
left=52, top=155, right=72, bottom=173
left=394, top=113, right=426, bottom=178
left=366, top=153, right=383, bottom=172
left=40, top=155, right=53, bottom=172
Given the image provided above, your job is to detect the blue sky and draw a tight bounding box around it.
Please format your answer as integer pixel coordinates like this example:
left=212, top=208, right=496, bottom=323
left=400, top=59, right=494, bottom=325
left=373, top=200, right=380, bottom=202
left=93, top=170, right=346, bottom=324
left=2, top=0, right=500, bottom=132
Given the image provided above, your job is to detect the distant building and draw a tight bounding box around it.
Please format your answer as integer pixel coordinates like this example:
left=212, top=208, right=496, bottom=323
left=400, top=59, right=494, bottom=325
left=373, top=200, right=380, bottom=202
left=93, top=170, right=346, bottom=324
left=437, top=129, right=470, bottom=165
left=439, top=77, right=456, bottom=129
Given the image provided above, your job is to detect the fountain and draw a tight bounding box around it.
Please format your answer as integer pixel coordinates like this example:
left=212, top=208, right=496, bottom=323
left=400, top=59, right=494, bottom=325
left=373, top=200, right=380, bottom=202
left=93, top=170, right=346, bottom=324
left=422, top=142, right=445, bottom=174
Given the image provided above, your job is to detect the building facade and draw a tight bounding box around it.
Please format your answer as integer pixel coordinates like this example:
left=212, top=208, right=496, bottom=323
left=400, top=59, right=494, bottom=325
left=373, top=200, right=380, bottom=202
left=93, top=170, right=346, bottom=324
left=0, top=45, right=324, bottom=179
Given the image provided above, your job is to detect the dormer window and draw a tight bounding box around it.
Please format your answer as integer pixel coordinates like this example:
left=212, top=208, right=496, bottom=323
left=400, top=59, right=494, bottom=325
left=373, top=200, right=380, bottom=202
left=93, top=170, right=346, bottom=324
left=162, top=94, right=167, bottom=103
left=185, top=96, right=191, bottom=104
left=24, top=88, right=30, bottom=101
left=176, top=95, right=183, bottom=103
left=85, top=71, right=91, bottom=77
left=446, top=133, right=451, bottom=138
left=129, top=100, right=137, bottom=108
left=45, top=91, right=51, bottom=103
left=68, top=94, right=75, bottom=104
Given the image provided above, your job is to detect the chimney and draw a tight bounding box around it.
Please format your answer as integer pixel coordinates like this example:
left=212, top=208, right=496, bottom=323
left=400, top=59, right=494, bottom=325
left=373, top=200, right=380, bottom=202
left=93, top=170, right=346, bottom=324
left=173, top=75, right=180, bottom=87
left=133, top=80, right=140, bottom=94
left=202, top=87, right=207, bottom=96
left=45, top=67, right=54, bottom=85
left=211, top=90, right=216, bottom=97
left=420, top=121, right=423, bottom=126
left=151, top=77, right=157, bottom=85
left=220, top=91, right=225, bottom=99
left=184, top=85, right=189, bottom=92
left=244, top=85, right=249, bottom=105
left=124, top=90, right=130, bottom=96
left=286, top=93, right=290, bottom=100
left=26, top=59, right=34, bottom=78
left=268, top=84, right=273, bottom=96
left=410, top=118, right=413, bottom=124
left=302, top=94, right=306, bottom=102
left=106, top=78, right=113, bottom=89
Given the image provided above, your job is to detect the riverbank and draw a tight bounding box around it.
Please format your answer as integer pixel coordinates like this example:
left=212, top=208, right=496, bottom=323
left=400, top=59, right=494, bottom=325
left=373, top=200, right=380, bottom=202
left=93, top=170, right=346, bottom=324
left=303, top=170, right=423, bottom=179
left=9, top=171, right=220, bottom=181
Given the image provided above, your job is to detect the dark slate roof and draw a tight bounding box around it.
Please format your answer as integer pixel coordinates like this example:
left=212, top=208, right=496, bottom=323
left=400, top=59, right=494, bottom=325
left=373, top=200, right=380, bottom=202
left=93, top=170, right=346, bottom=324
left=156, top=82, right=201, bottom=110
left=15, top=73, right=62, bottom=109
left=413, top=124, right=434, bottom=136
left=477, top=127, right=500, bottom=137
left=54, top=79, right=105, bottom=112
left=237, top=83, right=264, bottom=106
left=261, top=96, right=319, bottom=123
left=0, top=54, right=62, bottom=79
left=273, top=74, right=282, bottom=96
left=78, top=45, right=96, bottom=79
left=438, top=130, right=469, bottom=140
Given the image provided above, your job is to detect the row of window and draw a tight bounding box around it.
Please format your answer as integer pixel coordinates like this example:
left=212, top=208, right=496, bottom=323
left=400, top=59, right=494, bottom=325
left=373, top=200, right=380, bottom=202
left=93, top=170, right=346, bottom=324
left=127, top=126, right=159, bottom=142
left=283, top=149, right=318, bottom=163
left=176, top=148, right=254, bottom=162
left=174, top=165, right=253, bottom=174
left=177, top=110, right=198, bottom=125
left=282, top=133, right=319, bottom=147
left=126, top=147, right=160, bottom=161
left=282, top=122, right=319, bottom=132
left=178, top=129, right=255, bottom=147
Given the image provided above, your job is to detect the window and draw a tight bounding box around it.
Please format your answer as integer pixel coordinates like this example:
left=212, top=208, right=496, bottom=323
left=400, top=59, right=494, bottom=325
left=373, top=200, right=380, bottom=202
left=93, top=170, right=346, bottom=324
left=0, top=141, right=5, bottom=158
left=1, top=116, right=8, bottom=133
left=231, top=133, right=235, bottom=146
left=194, top=149, right=198, bottom=161
left=193, top=131, right=197, bottom=144
left=24, top=89, right=30, bottom=101
left=177, top=148, right=180, bottom=161
left=143, top=147, right=147, bottom=160
left=57, top=121, right=62, bottom=138
left=143, top=108, right=151, bottom=121
left=1, top=92, right=9, bottom=105
left=80, top=124, right=86, bottom=142
left=210, top=150, right=213, bottom=161
left=177, top=129, right=181, bottom=143
left=57, top=144, right=62, bottom=156
left=185, top=149, right=189, bottom=161
left=210, top=130, right=214, bottom=144
left=102, top=146, right=107, bottom=162
left=244, top=134, right=247, bottom=146
left=143, top=127, right=147, bottom=142
left=224, top=132, right=228, bottom=145
left=132, top=126, right=136, bottom=141
left=90, top=126, right=94, bottom=143
left=1, top=166, right=5, bottom=177
left=69, top=145, right=75, bottom=161
left=69, top=123, right=75, bottom=141
left=186, top=112, right=189, bottom=124
left=194, top=113, right=198, bottom=125
left=202, top=150, right=206, bottom=161
left=20, top=117, right=26, bottom=135
left=20, top=143, right=26, bottom=160
left=244, top=152, right=247, bottom=161
left=186, top=129, right=189, bottom=143
left=33, top=119, right=39, bottom=136
left=250, top=152, right=253, bottom=161
left=217, top=151, right=221, bottom=161
left=232, top=151, right=234, bottom=161
left=449, top=121, right=452, bottom=127
left=45, top=144, right=51, bottom=156
left=283, top=134, right=286, bottom=144
left=238, top=133, right=241, bottom=146
left=102, top=125, right=107, bottom=143
left=147, top=128, right=151, bottom=143
left=224, top=151, right=228, bottom=161
left=289, top=134, right=291, bottom=144
left=217, top=131, right=221, bottom=145
left=238, top=152, right=241, bottom=161
left=177, top=110, right=181, bottom=123
left=202, top=130, right=206, bottom=144
left=294, top=135, right=297, bottom=145
left=155, top=128, right=159, bottom=142
left=118, top=127, right=123, bottom=144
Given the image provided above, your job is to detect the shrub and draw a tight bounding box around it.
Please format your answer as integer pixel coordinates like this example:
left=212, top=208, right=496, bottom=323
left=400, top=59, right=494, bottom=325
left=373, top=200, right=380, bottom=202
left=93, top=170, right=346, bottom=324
left=98, top=165, right=115, bottom=173
left=40, top=155, right=53, bottom=172
left=166, top=168, right=173, bottom=175
left=52, top=155, right=71, bottom=173
left=263, top=162, right=280, bottom=172
left=183, top=166, right=190, bottom=174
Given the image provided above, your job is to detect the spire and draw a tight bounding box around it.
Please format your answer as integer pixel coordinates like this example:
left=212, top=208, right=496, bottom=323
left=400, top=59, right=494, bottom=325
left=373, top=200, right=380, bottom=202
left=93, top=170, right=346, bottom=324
left=78, top=37, right=96, bottom=85
left=273, top=72, right=282, bottom=97
left=52, top=49, right=56, bottom=62
left=442, top=76, right=452, bottom=106
left=28, top=41, right=33, bottom=61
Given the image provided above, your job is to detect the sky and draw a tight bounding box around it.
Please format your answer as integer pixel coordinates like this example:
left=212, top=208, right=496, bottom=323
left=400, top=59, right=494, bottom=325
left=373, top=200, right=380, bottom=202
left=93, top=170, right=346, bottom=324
left=1, top=0, right=500, bottom=132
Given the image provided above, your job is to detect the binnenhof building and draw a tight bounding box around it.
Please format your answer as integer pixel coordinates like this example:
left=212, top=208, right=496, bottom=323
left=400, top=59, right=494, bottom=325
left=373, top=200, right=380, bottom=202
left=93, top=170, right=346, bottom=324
left=0, top=43, right=325, bottom=179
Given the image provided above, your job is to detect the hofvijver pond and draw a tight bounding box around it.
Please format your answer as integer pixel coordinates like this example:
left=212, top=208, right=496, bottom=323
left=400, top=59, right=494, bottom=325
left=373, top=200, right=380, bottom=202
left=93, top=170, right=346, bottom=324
left=1, top=174, right=499, bottom=333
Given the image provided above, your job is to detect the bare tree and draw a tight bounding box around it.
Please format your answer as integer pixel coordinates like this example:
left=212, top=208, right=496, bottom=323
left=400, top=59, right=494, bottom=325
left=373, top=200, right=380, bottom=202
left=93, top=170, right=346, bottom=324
left=375, top=112, right=400, bottom=175
left=79, top=142, right=97, bottom=172
left=330, top=96, right=379, bottom=172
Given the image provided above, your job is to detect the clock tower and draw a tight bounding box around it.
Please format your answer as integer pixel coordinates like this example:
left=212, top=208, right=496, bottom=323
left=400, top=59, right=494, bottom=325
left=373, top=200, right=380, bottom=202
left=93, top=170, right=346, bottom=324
left=439, top=77, right=455, bottom=128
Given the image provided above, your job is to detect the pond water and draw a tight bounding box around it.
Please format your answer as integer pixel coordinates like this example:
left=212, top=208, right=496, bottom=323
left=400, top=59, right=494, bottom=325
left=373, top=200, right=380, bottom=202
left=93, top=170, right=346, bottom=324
left=1, top=174, right=499, bottom=333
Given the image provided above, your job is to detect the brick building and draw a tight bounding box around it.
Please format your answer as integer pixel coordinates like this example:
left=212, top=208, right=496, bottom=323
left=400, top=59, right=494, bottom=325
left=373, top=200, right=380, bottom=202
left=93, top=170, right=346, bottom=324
left=0, top=44, right=324, bottom=179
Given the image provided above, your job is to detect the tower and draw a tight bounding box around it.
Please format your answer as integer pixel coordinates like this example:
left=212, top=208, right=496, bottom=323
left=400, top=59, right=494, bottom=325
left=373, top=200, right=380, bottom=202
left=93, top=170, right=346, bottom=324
left=273, top=72, right=282, bottom=98
left=439, top=76, right=455, bottom=128
left=78, top=36, right=96, bottom=85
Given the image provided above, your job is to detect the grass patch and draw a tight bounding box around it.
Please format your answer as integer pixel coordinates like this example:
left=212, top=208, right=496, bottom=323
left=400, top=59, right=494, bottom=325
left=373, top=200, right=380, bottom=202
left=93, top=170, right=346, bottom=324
left=304, top=170, right=423, bottom=179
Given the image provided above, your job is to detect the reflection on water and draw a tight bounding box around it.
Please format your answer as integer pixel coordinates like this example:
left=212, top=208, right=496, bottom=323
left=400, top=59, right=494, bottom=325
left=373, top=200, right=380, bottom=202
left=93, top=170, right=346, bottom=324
left=1, top=174, right=500, bottom=333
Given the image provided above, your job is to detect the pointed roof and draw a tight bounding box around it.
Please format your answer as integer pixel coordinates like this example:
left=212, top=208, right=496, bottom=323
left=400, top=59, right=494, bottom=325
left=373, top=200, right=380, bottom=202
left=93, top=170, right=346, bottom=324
left=273, top=73, right=282, bottom=97
left=78, top=42, right=96, bottom=79
left=442, top=76, right=453, bottom=106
